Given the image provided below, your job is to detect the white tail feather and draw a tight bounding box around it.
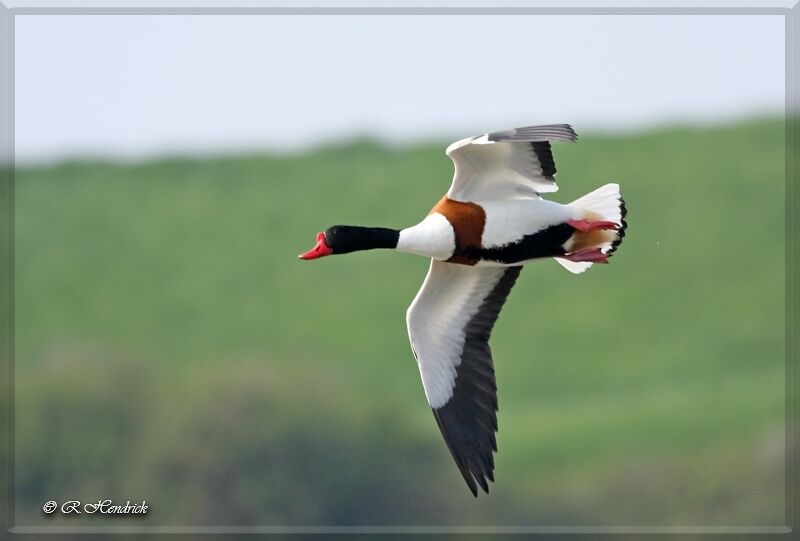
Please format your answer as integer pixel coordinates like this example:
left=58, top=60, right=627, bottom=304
left=554, top=258, right=592, bottom=274
left=555, top=183, right=626, bottom=274
left=568, top=183, right=623, bottom=223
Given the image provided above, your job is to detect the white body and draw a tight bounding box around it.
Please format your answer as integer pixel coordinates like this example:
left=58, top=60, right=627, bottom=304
left=396, top=197, right=578, bottom=265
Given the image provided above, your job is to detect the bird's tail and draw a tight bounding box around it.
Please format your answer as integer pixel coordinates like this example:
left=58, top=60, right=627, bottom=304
left=555, top=183, right=627, bottom=274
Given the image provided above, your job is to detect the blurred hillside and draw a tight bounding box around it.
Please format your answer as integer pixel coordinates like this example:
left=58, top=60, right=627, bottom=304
left=14, top=118, right=785, bottom=526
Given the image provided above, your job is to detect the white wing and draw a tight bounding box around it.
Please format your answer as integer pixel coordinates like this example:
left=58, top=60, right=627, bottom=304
left=445, top=123, right=577, bottom=201
left=406, top=259, right=522, bottom=495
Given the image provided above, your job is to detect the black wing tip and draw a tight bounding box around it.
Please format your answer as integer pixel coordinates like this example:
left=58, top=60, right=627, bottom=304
left=463, top=465, right=492, bottom=497
left=470, top=466, right=493, bottom=495
left=488, top=123, right=578, bottom=143
left=529, top=123, right=578, bottom=142
left=432, top=407, right=496, bottom=497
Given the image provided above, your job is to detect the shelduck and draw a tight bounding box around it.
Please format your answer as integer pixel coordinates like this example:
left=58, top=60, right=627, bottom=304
left=299, top=124, right=627, bottom=496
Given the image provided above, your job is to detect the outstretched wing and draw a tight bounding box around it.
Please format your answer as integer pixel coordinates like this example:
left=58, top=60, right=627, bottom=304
left=406, top=260, right=522, bottom=495
left=445, top=123, right=577, bottom=201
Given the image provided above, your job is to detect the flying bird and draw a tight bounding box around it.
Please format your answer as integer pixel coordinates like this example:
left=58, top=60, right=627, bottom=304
left=299, top=124, right=627, bottom=496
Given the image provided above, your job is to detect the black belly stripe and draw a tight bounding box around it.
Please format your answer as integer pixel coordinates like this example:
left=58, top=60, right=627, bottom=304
left=460, top=223, right=574, bottom=265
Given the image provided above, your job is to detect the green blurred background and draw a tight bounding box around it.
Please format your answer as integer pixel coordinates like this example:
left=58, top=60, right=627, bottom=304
left=13, top=117, right=784, bottom=526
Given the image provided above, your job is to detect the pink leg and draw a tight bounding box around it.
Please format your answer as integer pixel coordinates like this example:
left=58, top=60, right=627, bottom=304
left=563, top=248, right=609, bottom=264
left=567, top=219, right=619, bottom=232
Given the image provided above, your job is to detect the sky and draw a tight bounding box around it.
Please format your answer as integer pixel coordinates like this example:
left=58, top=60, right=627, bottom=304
left=14, top=13, right=786, bottom=162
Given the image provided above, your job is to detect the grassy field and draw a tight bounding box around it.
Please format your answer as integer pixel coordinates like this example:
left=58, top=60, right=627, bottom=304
left=13, top=118, right=785, bottom=526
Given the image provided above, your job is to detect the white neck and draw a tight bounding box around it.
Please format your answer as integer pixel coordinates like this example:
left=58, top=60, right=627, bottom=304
left=396, top=213, right=456, bottom=260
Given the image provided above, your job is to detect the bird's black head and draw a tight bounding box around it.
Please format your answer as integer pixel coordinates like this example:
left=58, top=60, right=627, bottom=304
left=298, top=225, right=400, bottom=260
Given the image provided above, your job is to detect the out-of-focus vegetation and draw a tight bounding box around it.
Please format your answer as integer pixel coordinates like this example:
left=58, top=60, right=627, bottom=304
left=14, top=118, right=785, bottom=526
